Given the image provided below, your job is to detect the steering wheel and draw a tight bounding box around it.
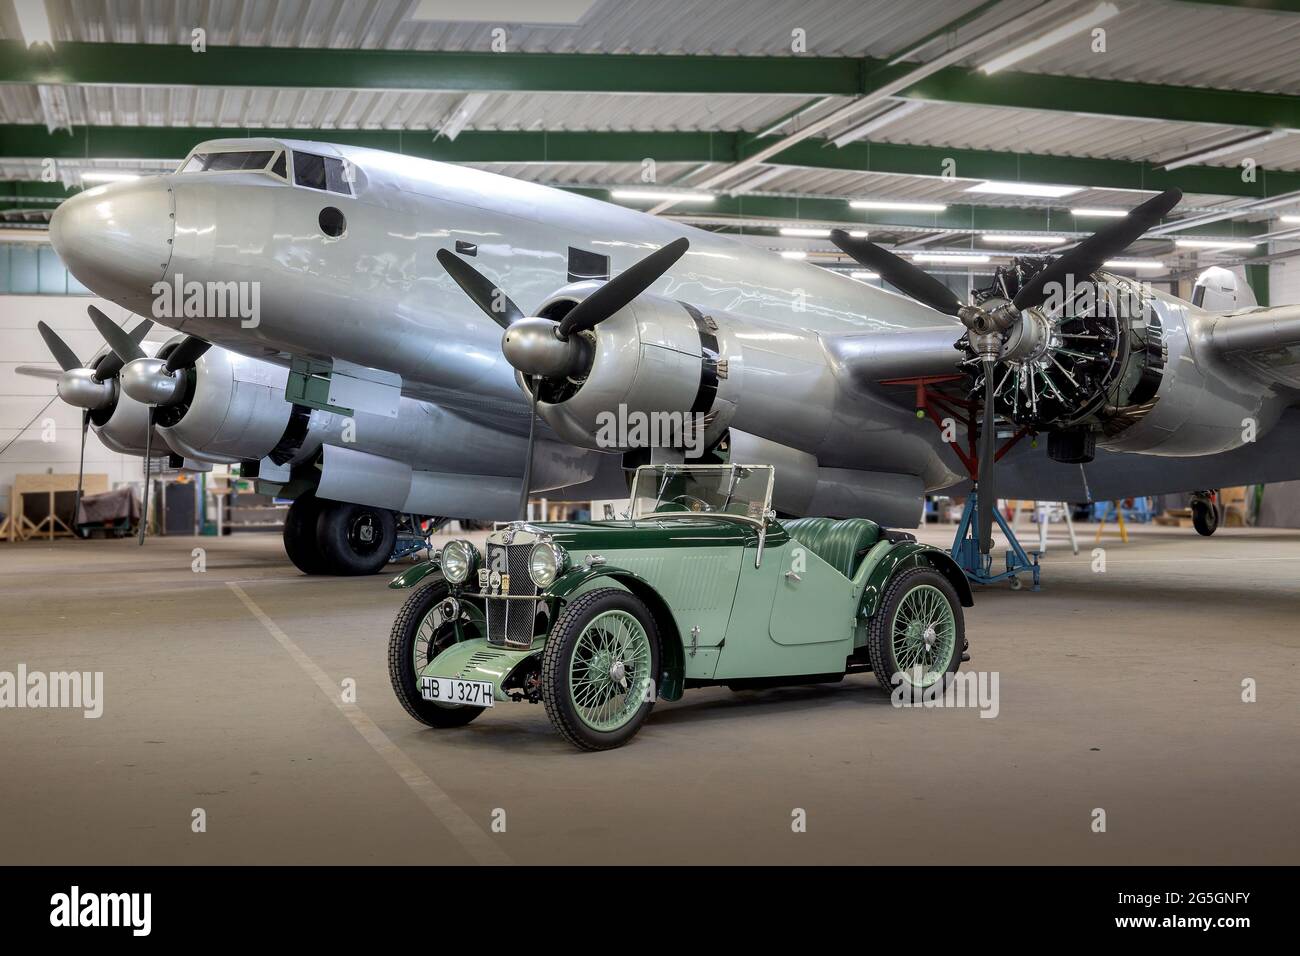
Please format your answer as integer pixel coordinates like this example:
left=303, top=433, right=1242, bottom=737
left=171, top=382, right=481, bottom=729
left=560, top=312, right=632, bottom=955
left=671, top=494, right=714, bottom=513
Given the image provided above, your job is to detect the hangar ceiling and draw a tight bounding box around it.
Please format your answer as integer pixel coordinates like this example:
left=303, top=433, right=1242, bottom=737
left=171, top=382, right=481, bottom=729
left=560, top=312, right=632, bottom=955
left=2, top=0, right=1299, bottom=287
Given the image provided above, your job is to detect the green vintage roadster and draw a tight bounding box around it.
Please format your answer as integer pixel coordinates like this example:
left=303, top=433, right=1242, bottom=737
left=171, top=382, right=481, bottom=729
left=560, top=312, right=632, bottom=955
left=387, top=463, right=972, bottom=750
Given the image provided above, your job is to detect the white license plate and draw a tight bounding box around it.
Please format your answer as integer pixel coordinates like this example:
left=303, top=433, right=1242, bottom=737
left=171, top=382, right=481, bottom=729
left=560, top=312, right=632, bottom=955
left=420, top=676, right=495, bottom=708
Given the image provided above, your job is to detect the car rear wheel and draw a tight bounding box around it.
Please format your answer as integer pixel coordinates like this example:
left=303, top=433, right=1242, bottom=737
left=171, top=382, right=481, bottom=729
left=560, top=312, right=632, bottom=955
left=542, top=588, right=660, bottom=751
left=867, top=567, right=963, bottom=700
left=388, top=579, right=485, bottom=728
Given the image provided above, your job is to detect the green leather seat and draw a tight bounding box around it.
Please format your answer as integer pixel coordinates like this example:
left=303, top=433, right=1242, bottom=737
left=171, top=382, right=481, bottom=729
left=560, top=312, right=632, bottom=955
left=782, top=516, right=882, bottom=578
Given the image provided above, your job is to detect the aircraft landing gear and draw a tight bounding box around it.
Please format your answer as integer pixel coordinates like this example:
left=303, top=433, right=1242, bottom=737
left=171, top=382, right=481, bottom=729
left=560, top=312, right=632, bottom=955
left=1190, top=490, right=1220, bottom=537
left=282, top=492, right=397, bottom=575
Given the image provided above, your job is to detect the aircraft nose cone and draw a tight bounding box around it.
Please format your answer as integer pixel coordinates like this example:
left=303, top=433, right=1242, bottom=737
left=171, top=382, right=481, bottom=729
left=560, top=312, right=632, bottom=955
left=50, top=177, right=175, bottom=310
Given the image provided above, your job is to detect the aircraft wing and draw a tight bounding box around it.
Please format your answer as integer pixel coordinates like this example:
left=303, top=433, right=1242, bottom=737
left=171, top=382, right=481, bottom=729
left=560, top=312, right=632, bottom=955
left=822, top=324, right=966, bottom=405
left=1207, top=304, right=1300, bottom=392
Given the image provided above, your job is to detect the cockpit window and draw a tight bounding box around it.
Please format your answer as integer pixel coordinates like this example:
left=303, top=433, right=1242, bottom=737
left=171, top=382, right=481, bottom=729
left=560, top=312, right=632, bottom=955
left=181, top=150, right=274, bottom=173
left=271, top=151, right=287, bottom=179
left=292, top=151, right=353, bottom=196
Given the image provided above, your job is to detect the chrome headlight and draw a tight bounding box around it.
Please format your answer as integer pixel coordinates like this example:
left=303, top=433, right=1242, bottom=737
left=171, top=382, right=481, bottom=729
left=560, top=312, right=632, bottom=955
left=528, top=541, right=568, bottom=589
left=440, top=539, right=477, bottom=585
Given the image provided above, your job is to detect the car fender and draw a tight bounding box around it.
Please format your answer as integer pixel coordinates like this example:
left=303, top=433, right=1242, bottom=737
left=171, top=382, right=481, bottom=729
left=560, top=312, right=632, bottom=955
left=388, top=559, right=442, bottom=590
left=858, top=542, right=974, bottom=619
left=545, top=565, right=686, bottom=702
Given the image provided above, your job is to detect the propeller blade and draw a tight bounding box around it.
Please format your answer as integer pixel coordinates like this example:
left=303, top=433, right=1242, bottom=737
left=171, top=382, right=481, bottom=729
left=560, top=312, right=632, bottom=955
left=73, top=410, right=89, bottom=539
left=830, top=231, right=964, bottom=317
left=36, top=321, right=82, bottom=371
left=436, top=249, right=524, bottom=330
left=977, top=360, right=998, bottom=555
left=165, top=336, right=212, bottom=373
left=517, top=378, right=540, bottom=521
left=1012, top=188, right=1183, bottom=312
left=15, top=365, right=63, bottom=381
left=88, top=305, right=146, bottom=365
left=93, top=319, right=154, bottom=382
left=558, top=237, right=690, bottom=338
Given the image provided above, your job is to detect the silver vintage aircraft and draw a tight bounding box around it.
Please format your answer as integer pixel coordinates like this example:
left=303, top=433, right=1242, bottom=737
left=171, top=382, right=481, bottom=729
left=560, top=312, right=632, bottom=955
left=25, top=137, right=1300, bottom=573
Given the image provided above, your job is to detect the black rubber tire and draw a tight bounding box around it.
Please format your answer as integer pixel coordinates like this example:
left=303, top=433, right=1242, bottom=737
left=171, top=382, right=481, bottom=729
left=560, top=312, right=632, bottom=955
left=867, top=566, right=965, bottom=700
left=542, top=588, right=660, bottom=751
left=388, top=579, right=484, bottom=729
left=315, top=501, right=396, bottom=575
left=282, top=493, right=329, bottom=575
left=1192, top=498, right=1219, bottom=536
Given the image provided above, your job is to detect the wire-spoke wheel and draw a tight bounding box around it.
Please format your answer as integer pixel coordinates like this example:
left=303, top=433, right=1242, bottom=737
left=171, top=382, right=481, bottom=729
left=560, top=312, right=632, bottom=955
left=867, top=567, right=964, bottom=700
left=388, top=579, right=485, bottom=728
left=542, top=588, right=660, bottom=751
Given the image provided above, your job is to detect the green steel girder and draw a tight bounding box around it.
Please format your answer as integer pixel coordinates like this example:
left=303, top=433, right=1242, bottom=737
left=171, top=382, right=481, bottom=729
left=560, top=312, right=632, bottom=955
left=2, top=40, right=1300, bottom=131
left=4, top=123, right=1300, bottom=201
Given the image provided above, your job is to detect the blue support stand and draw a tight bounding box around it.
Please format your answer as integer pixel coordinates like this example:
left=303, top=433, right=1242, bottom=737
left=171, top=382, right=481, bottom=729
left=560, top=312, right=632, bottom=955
left=951, top=489, right=1041, bottom=591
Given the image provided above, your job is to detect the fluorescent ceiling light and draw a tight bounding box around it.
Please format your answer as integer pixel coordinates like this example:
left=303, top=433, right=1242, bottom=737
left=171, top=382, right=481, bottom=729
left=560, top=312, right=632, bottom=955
left=850, top=271, right=880, bottom=280
left=1174, top=238, right=1258, bottom=250
left=847, top=230, right=869, bottom=238
left=779, top=227, right=831, bottom=237
left=966, top=181, right=1083, bottom=198
left=1071, top=208, right=1127, bottom=218
left=779, top=250, right=808, bottom=260
left=1104, top=259, right=1165, bottom=270
left=14, top=0, right=54, bottom=47
left=611, top=190, right=714, bottom=204
left=981, top=234, right=1067, bottom=245
left=80, top=171, right=142, bottom=183
left=979, top=2, right=1119, bottom=75
left=1280, top=215, right=1300, bottom=224
left=1162, top=130, right=1290, bottom=171
left=850, top=200, right=947, bottom=212
left=831, top=100, right=927, bottom=148
left=911, top=253, right=990, bottom=264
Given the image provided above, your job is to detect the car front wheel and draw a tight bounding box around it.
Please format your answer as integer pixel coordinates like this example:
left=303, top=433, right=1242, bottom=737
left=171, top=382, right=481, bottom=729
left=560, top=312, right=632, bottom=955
left=541, top=588, right=660, bottom=751
left=867, top=567, right=964, bottom=700
left=388, top=580, right=485, bottom=729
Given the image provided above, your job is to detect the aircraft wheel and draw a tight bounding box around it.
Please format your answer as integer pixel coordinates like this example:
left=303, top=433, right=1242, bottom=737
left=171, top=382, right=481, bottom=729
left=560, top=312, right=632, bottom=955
left=316, top=501, right=397, bottom=575
left=282, top=492, right=330, bottom=575
left=1191, top=497, right=1219, bottom=537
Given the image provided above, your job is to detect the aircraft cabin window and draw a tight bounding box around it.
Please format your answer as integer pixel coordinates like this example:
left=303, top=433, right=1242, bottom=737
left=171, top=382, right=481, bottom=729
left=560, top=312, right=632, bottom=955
left=270, top=151, right=288, bottom=180
left=568, top=247, right=610, bottom=283
left=180, top=150, right=274, bottom=173
left=292, top=151, right=353, bottom=196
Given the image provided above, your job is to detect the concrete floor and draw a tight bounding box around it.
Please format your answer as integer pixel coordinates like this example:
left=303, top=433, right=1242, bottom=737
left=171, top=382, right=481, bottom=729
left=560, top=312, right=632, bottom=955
left=1, top=521, right=1297, bottom=865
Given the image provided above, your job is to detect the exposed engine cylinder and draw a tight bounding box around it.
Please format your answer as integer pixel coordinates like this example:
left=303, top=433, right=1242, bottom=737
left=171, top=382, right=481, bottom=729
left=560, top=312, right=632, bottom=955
left=970, top=264, right=1275, bottom=459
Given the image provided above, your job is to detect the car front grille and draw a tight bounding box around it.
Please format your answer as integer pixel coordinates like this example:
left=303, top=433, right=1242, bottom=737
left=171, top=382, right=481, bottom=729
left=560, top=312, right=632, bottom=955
left=485, top=542, right=538, bottom=648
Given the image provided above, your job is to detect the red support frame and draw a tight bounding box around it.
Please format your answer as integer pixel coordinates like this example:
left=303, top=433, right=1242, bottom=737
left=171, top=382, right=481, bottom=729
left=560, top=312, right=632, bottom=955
left=880, top=373, right=1031, bottom=482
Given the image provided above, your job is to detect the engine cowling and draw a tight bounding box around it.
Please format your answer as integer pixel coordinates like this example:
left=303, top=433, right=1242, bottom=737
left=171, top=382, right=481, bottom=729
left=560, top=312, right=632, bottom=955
left=524, top=283, right=745, bottom=455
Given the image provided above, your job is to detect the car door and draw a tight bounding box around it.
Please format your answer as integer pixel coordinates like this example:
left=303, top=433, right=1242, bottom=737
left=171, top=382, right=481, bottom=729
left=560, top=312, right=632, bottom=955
left=768, top=542, right=857, bottom=647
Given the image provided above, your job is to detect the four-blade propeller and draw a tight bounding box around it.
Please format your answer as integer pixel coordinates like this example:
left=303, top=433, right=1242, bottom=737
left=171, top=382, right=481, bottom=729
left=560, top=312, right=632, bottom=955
left=438, top=237, right=690, bottom=518
left=832, top=187, right=1183, bottom=555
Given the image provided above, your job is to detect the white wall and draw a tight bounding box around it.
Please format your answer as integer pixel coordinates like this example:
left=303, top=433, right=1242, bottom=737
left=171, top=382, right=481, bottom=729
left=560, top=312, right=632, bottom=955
left=1271, top=241, right=1300, bottom=306
left=1, top=294, right=150, bottom=508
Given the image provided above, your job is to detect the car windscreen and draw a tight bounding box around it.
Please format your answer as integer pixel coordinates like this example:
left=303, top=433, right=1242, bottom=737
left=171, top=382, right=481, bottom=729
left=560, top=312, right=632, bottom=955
left=180, top=150, right=274, bottom=173
left=629, top=465, right=773, bottom=522
left=292, top=151, right=353, bottom=195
